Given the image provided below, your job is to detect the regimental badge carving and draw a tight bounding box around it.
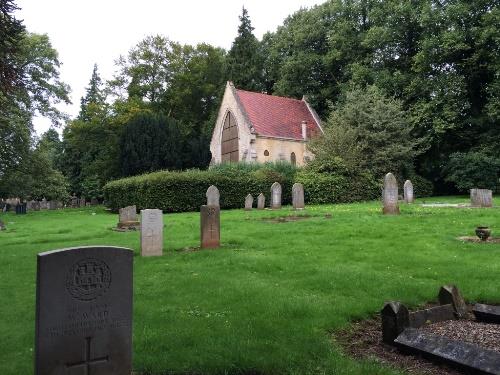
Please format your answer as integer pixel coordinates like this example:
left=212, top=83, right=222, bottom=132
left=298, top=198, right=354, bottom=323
left=66, top=258, right=111, bottom=301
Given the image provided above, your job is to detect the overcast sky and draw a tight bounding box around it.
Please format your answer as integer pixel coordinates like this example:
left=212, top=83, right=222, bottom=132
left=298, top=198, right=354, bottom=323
left=16, top=0, right=324, bottom=135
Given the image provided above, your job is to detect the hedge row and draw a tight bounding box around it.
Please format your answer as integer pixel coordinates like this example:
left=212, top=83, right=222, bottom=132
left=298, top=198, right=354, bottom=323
left=103, top=164, right=389, bottom=212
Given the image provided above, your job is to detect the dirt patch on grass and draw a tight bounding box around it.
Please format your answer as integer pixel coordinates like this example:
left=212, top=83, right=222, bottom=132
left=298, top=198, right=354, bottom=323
left=333, top=305, right=500, bottom=375
left=262, top=215, right=311, bottom=223
left=457, top=236, right=500, bottom=244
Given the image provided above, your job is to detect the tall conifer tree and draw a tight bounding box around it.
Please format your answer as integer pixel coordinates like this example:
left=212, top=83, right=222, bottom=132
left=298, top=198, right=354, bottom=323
left=226, top=7, right=264, bottom=91
left=78, top=64, right=106, bottom=121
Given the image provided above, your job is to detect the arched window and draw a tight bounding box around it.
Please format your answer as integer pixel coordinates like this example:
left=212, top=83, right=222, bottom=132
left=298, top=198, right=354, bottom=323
left=264, top=150, right=269, bottom=156
left=221, top=112, right=239, bottom=162
left=290, top=152, right=296, bottom=166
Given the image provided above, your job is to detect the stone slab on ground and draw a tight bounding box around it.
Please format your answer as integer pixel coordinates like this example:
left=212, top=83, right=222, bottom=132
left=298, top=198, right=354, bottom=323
left=35, top=246, right=133, bottom=375
left=473, top=304, right=500, bottom=324
left=395, top=328, right=500, bottom=375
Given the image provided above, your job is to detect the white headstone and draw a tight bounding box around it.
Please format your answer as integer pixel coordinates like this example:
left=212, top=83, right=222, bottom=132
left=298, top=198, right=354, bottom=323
left=403, top=180, right=414, bottom=203
left=292, top=183, right=305, bottom=209
left=257, top=193, right=265, bottom=210
left=244, top=194, right=253, bottom=210
left=206, top=185, right=220, bottom=207
left=140, top=209, right=163, bottom=256
left=270, top=182, right=282, bottom=209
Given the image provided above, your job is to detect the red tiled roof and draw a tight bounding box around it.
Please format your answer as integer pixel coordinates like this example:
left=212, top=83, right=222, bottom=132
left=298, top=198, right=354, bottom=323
left=235, top=89, right=321, bottom=140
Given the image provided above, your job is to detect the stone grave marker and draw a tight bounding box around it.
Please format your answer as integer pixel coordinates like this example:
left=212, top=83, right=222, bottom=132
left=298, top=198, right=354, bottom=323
left=292, top=183, right=305, bottom=209
left=257, top=193, right=265, bottom=210
left=35, top=246, right=133, bottom=375
left=118, top=205, right=139, bottom=230
left=90, top=198, right=99, bottom=206
left=382, top=173, right=400, bottom=215
left=244, top=194, right=253, bottom=210
left=41, top=198, right=48, bottom=210
left=205, top=185, right=220, bottom=207
left=395, top=328, right=500, bottom=374
left=206, top=185, right=220, bottom=207
left=140, top=209, right=163, bottom=256
left=473, top=304, right=500, bottom=324
left=201, top=205, right=220, bottom=248
left=381, top=301, right=409, bottom=344
left=470, top=188, right=493, bottom=207
left=32, top=201, right=41, bottom=211
left=438, top=284, right=467, bottom=318
left=270, top=182, right=282, bottom=209
left=403, top=180, right=414, bottom=203
left=79, top=198, right=87, bottom=208
left=70, top=194, right=78, bottom=208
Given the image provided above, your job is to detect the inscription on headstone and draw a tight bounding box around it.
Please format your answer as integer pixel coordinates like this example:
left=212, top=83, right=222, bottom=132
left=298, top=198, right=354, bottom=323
left=206, top=185, right=220, bottom=207
left=244, top=194, right=253, bottom=210
left=383, top=173, right=400, bottom=215
left=35, top=246, right=133, bottom=375
left=257, top=193, right=265, bottom=210
left=403, top=180, right=414, bottom=203
left=140, top=209, right=163, bottom=256
left=270, top=182, right=282, bottom=209
left=470, top=188, right=493, bottom=207
left=201, top=205, right=220, bottom=249
left=292, top=183, right=305, bottom=209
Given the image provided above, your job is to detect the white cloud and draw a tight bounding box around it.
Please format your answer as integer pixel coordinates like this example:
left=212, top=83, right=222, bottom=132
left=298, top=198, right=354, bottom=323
left=16, top=0, right=323, bottom=135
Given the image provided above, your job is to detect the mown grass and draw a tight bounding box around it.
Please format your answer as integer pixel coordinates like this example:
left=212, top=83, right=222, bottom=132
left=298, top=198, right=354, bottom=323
left=0, top=197, right=499, bottom=374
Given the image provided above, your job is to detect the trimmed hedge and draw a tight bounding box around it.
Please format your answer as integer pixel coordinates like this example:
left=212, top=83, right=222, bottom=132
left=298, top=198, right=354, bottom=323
left=104, top=163, right=386, bottom=213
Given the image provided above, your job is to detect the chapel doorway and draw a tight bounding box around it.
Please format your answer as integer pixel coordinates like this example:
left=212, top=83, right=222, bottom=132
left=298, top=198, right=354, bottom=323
left=221, top=111, right=239, bottom=162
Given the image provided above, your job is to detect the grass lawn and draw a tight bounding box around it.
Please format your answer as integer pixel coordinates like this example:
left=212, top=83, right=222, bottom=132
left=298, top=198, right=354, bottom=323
left=0, top=197, right=499, bottom=374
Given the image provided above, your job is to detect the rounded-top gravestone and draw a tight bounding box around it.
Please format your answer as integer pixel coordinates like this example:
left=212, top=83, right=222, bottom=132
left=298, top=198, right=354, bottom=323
left=403, top=180, right=414, bottom=204
left=383, top=172, right=400, bottom=215
left=270, top=182, right=282, bottom=209
left=292, top=183, right=305, bottom=209
left=244, top=194, right=253, bottom=210
left=206, top=185, right=220, bottom=207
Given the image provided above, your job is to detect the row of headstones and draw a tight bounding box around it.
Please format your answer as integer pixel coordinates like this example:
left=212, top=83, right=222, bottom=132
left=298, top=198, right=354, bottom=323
left=1, top=197, right=99, bottom=213
left=383, top=173, right=494, bottom=214
left=208, top=182, right=305, bottom=211
left=118, top=203, right=220, bottom=256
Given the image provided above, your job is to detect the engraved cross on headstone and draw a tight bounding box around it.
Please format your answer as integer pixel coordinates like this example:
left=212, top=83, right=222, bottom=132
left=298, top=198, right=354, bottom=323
left=66, top=337, right=108, bottom=374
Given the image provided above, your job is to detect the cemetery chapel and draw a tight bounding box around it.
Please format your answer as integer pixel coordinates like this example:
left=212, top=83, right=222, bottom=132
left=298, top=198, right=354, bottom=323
left=210, top=81, right=324, bottom=166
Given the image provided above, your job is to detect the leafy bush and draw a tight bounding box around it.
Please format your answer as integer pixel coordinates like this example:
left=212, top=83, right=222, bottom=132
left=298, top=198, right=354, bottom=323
left=295, top=170, right=379, bottom=204
left=104, top=162, right=382, bottom=212
left=406, top=174, right=434, bottom=197
left=444, top=151, right=500, bottom=192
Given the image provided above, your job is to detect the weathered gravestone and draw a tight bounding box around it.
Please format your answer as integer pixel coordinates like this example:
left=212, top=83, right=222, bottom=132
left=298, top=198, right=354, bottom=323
left=270, top=182, right=282, bottom=209
left=91, top=198, right=99, bottom=206
left=140, top=209, right=163, bottom=257
left=395, top=328, right=500, bottom=374
left=381, top=301, right=409, bottom=344
left=41, top=198, right=48, bottom=210
left=118, top=205, right=139, bottom=230
left=473, top=304, right=500, bottom=324
left=48, top=201, right=57, bottom=210
left=71, top=194, right=79, bottom=208
left=257, top=193, right=265, bottom=210
left=206, top=185, right=220, bottom=207
left=382, top=173, right=400, bottom=215
left=292, top=183, right=305, bottom=210
left=200, top=205, right=220, bottom=249
left=32, top=201, right=41, bottom=211
left=244, top=194, right=253, bottom=210
left=79, top=198, right=87, bottom=208
left=470, top=188, right=493, bottom=207
left=403, top=180, right=414, bottom=204
left=438, top=284, right=467, bottom=318
left=35, top=246, right=133, bottom=375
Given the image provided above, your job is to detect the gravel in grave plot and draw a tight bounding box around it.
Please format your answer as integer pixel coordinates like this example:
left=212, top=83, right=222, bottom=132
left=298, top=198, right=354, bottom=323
left=334, top=309, right=500, bottom=375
